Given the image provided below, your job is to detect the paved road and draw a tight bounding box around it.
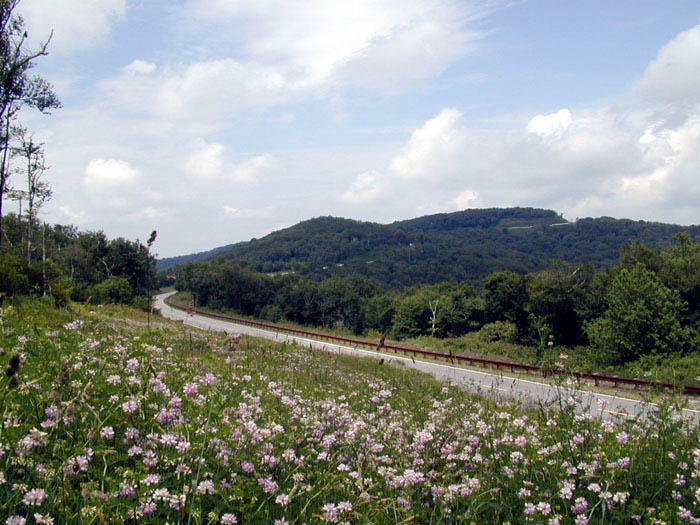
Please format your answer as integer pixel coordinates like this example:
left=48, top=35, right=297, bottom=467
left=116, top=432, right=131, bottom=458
left=155, top=292, right=700, bottom=423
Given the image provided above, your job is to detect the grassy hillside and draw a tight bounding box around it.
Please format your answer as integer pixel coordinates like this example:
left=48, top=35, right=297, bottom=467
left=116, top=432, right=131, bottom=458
left=159, top=208, right=700, bottom=287
left=2, top=297, right=700, bottom=523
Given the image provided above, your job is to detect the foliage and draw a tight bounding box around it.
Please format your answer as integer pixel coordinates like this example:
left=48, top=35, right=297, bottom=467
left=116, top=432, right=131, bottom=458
left=160, top=208, right=700, bottom=289
left=585, top=264, right=688, bottom=364
left=0, top=0, right=60, bottom=246
left=3, top=298, right=700, bottom=523
left=0, top=213, right=157, bottom=307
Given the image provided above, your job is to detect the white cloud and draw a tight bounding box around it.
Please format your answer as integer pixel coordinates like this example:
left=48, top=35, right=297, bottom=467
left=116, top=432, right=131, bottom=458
left=124, top=207, right=170, bottom=222
left=389, top=108, right=466, bottom=179
left=180, top=0, right=495, bottom=91
left=183, top=140, right=226, bottom=181
left=84, top=158, right=139, bottom=189
left=18, top=0, right=126, bottom=54
left=123, top=60, right=157, bottom=75
left=526, top=109, right=573, bottom=137
left=635, top=23, right=700, bottom=108
left=155, top=60, right=290, bottom=120
left=450, top=189, right=480, bottom=209
left=57, top=205, right=89, bottom=225
left=222, top=206, right=274, bottom=219
left=341, top=171, right=388, bottom=204
left=183, top=140, right=273, bottom=184
left=231, top=154, right=274, bottom=183
left=350, top=18, right=700, bottom=224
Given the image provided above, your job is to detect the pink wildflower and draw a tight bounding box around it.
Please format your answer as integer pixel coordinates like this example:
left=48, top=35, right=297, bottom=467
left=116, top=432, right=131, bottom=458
left=23, top=488, right=46, bottom=506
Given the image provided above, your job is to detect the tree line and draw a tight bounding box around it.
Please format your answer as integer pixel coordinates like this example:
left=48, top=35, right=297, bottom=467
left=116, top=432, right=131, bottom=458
left=176, top=233, right=700, bottom=367
left=0, top=1, right=158, bottom=309
left=0, top=213, right=158, bottom=307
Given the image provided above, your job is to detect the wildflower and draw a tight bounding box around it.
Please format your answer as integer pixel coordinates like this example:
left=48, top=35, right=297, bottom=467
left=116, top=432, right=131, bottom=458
left=257, top=477, right=277, bottom=494
left=572, top=497, right=588, bottom=514
left=6, top=517, right=26, bottom=525
left=183, top=382, right=198, bottom=396
left=23, top=488, right=46, bottom=506
left=141, top=474, right=160, bottom=486
left=197, top=480, right=215, bottom=494
left=220, top=514, right=238, bottom=525
left=321, top=503, right=339, bottom=523
left=100, top=426, right=115, bottom=440
left=125, top=358, right=139, bottom=372
left=337, top=501, right=352, bottom=513
left=275, top=493, right=290, bottom=506
left=613, top=492, right=628, bottom=504
left=678, top=507, right=693, bottom=520
left=537, top=502, right=551, bottom=515
left=33, top=515, right=53, bottom=525
left=274, top=520, right=289, bottom=525
left=616, top=432, right=629, bottom=444
left=121, top=399, right=139, bottom=414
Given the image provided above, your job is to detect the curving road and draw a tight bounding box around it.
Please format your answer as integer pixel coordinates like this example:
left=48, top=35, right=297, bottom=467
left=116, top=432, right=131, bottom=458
left=155, top=292, right=700, bottom=423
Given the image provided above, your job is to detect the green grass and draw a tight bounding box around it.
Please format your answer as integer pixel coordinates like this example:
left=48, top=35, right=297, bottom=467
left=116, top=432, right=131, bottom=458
left=1, top=297, right=700, bottom=523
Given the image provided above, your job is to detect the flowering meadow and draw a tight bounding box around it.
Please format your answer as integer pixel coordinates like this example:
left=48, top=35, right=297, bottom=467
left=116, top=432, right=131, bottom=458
left=1, top=299, right=700, bottom=524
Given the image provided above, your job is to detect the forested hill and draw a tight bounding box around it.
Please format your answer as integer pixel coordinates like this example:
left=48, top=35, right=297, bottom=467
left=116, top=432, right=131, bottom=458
left=158, top=207, right=700, bottom=287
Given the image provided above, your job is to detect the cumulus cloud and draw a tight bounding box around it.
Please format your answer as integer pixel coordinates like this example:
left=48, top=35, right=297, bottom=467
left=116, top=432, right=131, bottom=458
left=183, top=140, right=226, bottom=181
left=155, top=60, right=290, bottom=120
left=389, top=108, right=466, bottom=179
left=634, top=23, right=700, bottom=108
left=57, top=205, right=89, bottom=225
left=450, top=189, right=480, bottom=209
left=124, top=207, right=170, bottom=222
left=84, top=158, right=139, bottom=189
left=231, top=155, right=274, bottom=183
left=123, top=60, right=157, bottom=75
left=346, top=22, right=700, bottom=222
left=341, top=171, right=388, bottom=204
left=222, top=206, right=274, bottom=219
left=18, top=0, right=126, bottom=54
left=183, top=140, right=273, bottom=184
left=526, top=109, right=572, bottom=137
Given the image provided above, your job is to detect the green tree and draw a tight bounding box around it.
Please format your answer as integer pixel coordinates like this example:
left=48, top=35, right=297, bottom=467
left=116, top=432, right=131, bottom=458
left=483, top=270, right=530, bottom=341
left=0, top=0, right=60, bottom=247
left=585, top=264, right=687, bottom=363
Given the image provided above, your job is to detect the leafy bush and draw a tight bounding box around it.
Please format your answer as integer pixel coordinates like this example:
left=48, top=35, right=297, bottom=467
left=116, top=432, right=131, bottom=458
left=475, top=320, right=518, bottom=343
left=91, top=276, right=134, bottom=304
left=586, top=264, right=688, bottom=363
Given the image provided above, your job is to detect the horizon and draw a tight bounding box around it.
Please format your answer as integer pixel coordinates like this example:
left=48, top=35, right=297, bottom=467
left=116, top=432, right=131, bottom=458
left=157, top=206, right=699, bottom=262
left=8, top=1, right=700, bottom=257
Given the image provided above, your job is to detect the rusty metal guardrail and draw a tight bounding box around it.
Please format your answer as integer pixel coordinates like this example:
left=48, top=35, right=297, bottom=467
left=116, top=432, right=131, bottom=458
left=165, top=296, right=700, bottom=395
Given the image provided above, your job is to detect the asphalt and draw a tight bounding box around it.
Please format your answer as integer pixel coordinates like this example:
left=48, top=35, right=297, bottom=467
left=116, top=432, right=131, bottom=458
left=155, top=292, right=700, bottom=423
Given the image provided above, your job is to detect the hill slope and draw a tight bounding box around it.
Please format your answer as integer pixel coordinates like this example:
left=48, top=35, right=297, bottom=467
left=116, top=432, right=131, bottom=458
left=159, top=207, right=700, bottom=287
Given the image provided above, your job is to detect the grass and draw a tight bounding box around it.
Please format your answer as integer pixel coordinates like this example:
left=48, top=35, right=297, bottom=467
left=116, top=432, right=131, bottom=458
left=166, top=292, right=700, bottom=404
left=2, top=296, right=700, bottom=523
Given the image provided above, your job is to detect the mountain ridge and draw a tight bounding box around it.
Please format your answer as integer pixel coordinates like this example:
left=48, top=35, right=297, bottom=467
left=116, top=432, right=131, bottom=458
left=158, top=207, right=700, bottom=287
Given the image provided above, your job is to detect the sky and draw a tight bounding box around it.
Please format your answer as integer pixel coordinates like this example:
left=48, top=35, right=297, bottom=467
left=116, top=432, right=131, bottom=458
left=9, top=0, right=700, bottom=258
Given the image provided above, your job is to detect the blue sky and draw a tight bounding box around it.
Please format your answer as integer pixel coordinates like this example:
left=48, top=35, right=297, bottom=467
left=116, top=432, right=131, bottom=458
left=10, top=0, right=700, bottom=257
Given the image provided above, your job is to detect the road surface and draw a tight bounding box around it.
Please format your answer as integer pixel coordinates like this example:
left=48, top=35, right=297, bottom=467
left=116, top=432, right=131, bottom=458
left=155, top=292, right=700, bottom=422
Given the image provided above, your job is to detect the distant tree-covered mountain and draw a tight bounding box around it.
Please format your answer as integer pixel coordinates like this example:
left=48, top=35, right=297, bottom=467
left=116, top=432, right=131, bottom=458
left=159, top=207, right=700, bottom=287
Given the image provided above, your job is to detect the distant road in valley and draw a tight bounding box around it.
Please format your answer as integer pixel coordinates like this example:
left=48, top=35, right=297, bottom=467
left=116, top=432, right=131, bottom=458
left=155, top=292, right=700, bottom=423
